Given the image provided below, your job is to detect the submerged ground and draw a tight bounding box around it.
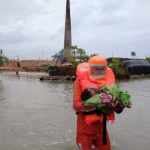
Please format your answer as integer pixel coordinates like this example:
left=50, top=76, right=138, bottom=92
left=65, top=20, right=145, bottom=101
left=0, top=72, right=149, bottom=150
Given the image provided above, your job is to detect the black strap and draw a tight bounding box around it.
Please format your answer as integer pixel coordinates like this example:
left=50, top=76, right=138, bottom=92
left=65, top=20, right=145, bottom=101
left=103, top=114, right=107, bottom=145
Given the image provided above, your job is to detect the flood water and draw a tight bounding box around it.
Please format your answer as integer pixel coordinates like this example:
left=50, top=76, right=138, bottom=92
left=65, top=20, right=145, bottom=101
left=0, top=72, right=150, bottom=150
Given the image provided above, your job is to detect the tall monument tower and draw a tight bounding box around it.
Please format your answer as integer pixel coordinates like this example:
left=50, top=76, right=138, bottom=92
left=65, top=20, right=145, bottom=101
left=63, top=0, right=72, bottom=60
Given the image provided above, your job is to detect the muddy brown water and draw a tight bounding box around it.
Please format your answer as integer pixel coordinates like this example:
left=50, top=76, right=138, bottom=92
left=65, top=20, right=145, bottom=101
left=0, top=72, right=150, bottom=150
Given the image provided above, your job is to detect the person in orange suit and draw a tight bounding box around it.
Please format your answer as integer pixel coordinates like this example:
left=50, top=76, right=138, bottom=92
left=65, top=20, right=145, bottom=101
left=73, top=56, right=115, bottom=150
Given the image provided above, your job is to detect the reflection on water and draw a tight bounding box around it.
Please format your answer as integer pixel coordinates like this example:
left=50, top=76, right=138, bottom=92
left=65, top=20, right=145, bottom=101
left=0, top=72, right=150, bottom=150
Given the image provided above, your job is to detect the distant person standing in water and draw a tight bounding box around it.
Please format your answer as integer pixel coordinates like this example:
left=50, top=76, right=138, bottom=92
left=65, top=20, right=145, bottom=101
left=17, top=59, right=20, bottom=68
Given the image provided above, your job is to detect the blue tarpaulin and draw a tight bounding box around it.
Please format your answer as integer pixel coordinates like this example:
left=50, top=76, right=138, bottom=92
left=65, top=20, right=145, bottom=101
left=121, top=60, right=150, bottom=74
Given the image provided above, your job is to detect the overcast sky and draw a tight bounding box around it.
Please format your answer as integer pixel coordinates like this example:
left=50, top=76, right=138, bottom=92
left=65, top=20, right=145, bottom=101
left=0, top=0, right=150, bottom=60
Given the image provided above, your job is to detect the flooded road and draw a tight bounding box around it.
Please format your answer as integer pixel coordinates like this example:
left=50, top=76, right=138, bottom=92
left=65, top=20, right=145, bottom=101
left=0, top=72, right=150, bottom=150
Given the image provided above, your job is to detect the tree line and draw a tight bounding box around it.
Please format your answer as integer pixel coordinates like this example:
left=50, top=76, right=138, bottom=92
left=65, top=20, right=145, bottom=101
left=51, top=47, right=139, bottom=61
left=51, top=45, right=98, bottom=67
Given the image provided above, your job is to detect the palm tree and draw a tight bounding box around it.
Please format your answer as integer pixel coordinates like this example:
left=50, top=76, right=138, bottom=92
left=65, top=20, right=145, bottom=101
left=131, top=51, right=136, bottom=58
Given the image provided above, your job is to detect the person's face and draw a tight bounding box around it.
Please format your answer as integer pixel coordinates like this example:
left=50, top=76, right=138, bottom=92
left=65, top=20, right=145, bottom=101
left=91, top=65, right=106, bottom=76
left=89, top=89, right=97, bottom=96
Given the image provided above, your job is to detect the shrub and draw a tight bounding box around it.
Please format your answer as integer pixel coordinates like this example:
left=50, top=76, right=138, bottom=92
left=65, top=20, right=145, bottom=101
left=109, top=58, right=128, bottom=75
left=40, top=64, right=50, bottom=73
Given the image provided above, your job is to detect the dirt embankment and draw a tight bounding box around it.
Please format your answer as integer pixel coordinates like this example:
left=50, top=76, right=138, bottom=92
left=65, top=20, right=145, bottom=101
left=2, top=60, right=60, bottom=72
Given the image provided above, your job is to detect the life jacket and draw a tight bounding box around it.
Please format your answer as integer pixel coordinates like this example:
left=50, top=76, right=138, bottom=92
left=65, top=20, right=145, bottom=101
left=76, top=56, right=115, bottom=124
left=76, top=56, right=115, bottom=145
left=76, top=63, right=115, bottom=91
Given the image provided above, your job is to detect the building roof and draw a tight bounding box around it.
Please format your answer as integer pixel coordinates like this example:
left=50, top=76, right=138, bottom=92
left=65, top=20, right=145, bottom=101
left=61, top=62, right=73, bottom=66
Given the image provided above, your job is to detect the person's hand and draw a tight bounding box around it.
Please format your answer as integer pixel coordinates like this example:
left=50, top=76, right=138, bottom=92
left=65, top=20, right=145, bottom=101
left=127, top=102, right=132, bottom=108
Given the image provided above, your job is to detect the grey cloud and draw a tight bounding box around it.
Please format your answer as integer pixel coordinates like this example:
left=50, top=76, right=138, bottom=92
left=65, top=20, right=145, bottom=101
left=101, top=0, right=124, bottom=14
left=0, top=0, right=53, bottom=25
left=96, top=14, right=124, bottom=26
left=0, top=0, right=150, bottom=60
left=0, top=28, right=29, bottom=44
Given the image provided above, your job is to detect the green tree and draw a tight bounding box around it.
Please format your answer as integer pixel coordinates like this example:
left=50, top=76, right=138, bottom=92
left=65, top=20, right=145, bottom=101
left=51, top=49, right=63, bottom=61
left=146, top=57, right=150, bottom=63
left=109, top=58, right=128, bottom=75
left=51, top=49, right=64, bottom=65
left=52, top=46, right=99, bottom=67
left=71, top=45, right=98, bottom=63
left=0, top=49, right=9, bottom=67
left=131, top=51, right=136, bottom=58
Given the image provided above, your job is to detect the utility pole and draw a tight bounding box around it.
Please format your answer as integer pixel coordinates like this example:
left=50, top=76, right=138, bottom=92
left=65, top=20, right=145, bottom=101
left=42, top=51, right=44, bottom=60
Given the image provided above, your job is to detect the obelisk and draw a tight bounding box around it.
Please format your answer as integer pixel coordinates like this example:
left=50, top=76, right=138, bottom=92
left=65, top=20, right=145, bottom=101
left=63, top=0, right=72, bottom=60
